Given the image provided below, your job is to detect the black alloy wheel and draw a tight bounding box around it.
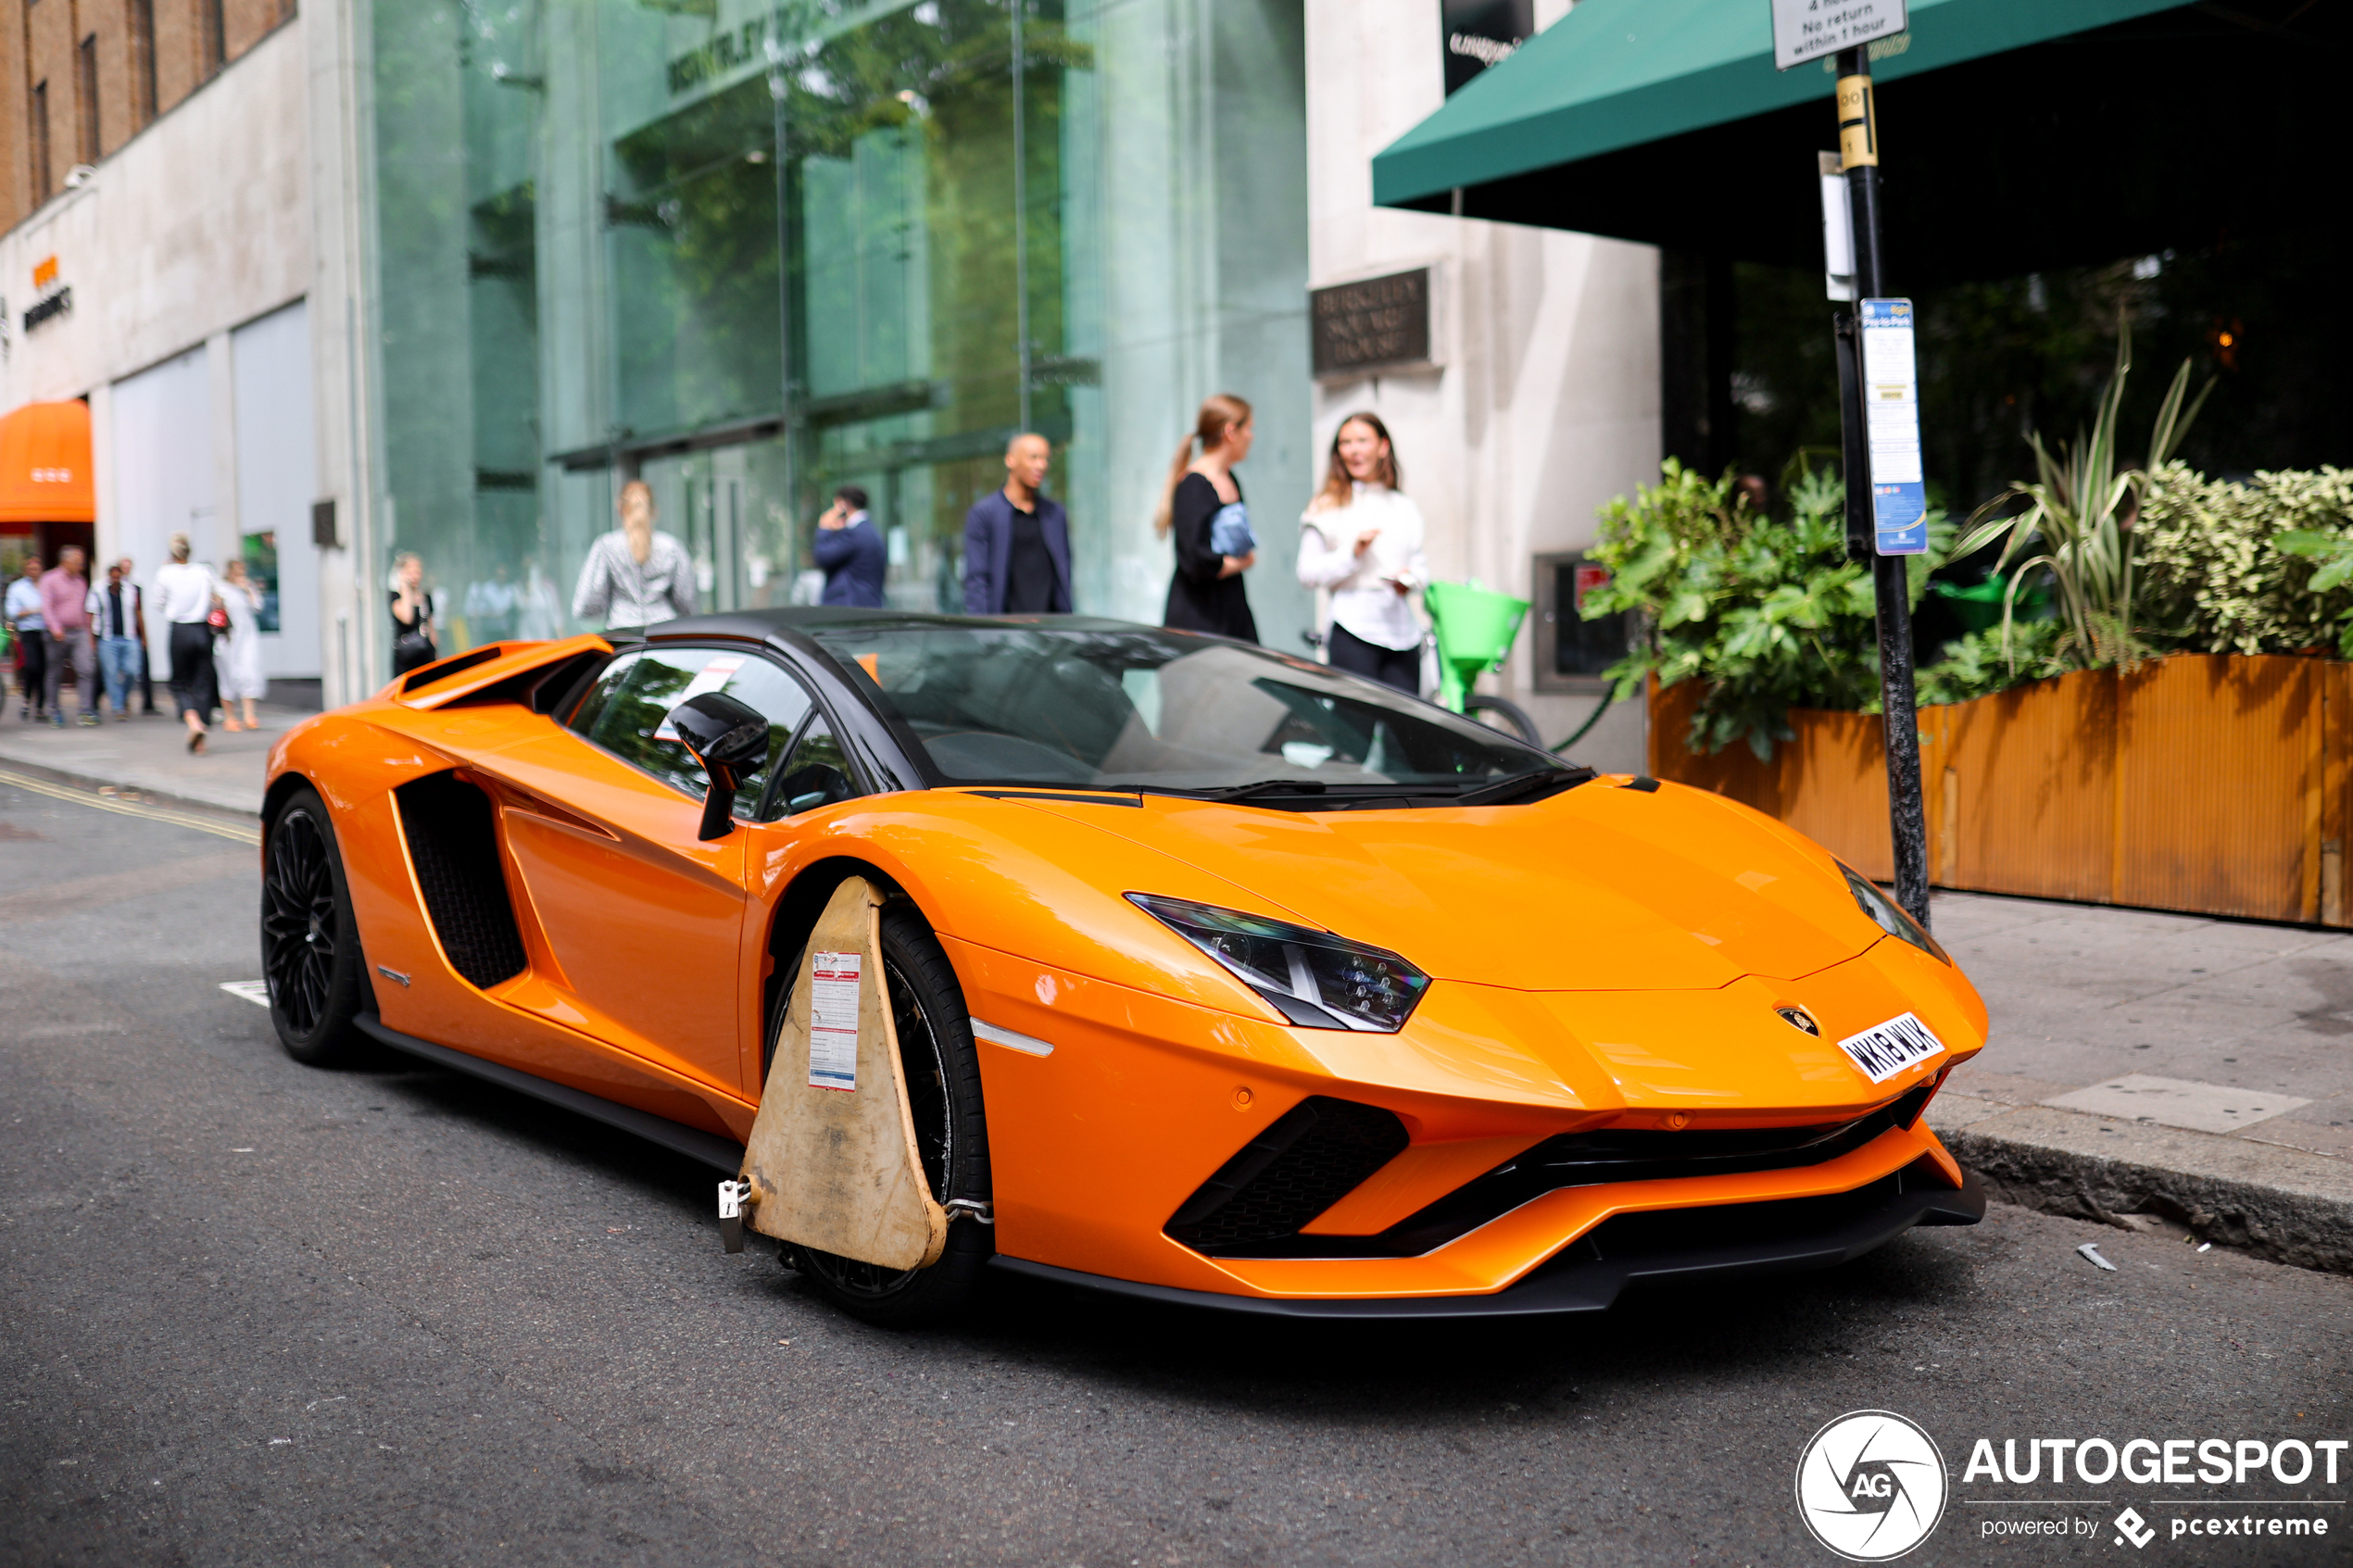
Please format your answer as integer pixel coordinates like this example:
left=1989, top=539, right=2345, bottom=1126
left=261, top=785, right=371, bottom=1066
left=769, top=900, right=993, bottom=1327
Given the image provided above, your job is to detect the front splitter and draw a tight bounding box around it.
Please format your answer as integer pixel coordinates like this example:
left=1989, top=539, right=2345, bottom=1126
left=989, top=1160, right=1983, bottom=1320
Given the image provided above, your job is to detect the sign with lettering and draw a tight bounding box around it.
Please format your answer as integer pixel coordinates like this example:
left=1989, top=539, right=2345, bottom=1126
left=1859, top=298, right=1928, bottom=556
left=1310, top=270, right=1431, bottom=380
left=1441, top=0, right=1532, bottom=96
left=1770, top=0, right=1906, bottom=71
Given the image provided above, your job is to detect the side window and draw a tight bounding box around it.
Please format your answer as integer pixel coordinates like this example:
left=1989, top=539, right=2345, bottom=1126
left=762, top=716, right=860, bottom=820
left=568, top=646, right=813, bottom=817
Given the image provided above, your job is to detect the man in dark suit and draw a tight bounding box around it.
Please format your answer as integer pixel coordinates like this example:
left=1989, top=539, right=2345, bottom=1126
left=813, top=485, right=888, bottom=608
left=962, top=433, right=1073, bottom=615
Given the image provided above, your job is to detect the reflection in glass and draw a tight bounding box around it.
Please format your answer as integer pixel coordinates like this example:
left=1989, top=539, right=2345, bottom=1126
left=367, top=0, right=1307, bottom=672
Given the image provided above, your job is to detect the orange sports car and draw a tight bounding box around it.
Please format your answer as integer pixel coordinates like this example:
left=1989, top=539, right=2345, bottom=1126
left=260, top=609, right=1984, bottom=1324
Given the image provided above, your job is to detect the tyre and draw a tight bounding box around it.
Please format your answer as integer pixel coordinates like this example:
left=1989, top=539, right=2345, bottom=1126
left=261, top=784, right=372, bottom=1067
left=1465, top=693, right=1542, bottom=746
left=773, top=900, right=994, bottom=1327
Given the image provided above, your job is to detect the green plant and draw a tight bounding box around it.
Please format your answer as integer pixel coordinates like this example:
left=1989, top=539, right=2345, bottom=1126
left=1915, top=619, right=2070, bottom=706
left=1954, top=322, right=2209, bottom=670
left=2137, top=464, right=2353, bottom=655
left=2272, top=527, right=2353, bottom=657
left=1583, top=460, right=1945, bottom=759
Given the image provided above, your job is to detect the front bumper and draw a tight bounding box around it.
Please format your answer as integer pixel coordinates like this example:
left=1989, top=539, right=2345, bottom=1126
left=991, top=1157, right=1982, bottom=1319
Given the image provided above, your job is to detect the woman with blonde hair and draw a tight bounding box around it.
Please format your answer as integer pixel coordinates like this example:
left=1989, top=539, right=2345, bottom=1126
left=1156, top=393, right=1259, bottom=642
left=152, top=532, right=219, bottom=753
left=1296, top=411, right=1427, bottom=692
left=217, top=558, right=268, bottom=731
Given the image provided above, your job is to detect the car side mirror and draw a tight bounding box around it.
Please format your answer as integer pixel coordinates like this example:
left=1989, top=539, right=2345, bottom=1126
left=667, top=691, right=770, bottom=841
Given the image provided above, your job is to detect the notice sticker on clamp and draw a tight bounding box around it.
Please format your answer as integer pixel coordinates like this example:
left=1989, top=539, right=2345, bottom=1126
left=807, top=950, right=862, bottom=1091
left=1859, top=298, right=1929, bottom=557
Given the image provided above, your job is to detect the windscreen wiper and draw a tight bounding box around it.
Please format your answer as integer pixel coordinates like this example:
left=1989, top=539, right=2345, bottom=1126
left=1157, top=778, right=1330, bottom=803
left=1449, top=767, right=1598, bottom=807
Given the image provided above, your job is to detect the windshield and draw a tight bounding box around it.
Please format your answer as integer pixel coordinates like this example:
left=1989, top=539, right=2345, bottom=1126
left=805, top=621, right=1566, bottom=797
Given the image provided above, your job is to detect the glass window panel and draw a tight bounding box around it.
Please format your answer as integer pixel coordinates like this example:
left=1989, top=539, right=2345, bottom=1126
left=570, top=645, right=813, bottom=815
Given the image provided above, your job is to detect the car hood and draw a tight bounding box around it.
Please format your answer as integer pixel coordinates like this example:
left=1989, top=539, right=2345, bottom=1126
left=1036, top=780, right=1878, bottom=991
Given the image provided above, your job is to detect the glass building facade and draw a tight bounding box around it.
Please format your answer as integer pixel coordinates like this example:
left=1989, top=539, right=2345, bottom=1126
left=365, top=0, right=1311, bottom=663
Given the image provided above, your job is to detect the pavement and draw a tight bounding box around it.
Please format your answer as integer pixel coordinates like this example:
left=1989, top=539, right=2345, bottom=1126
left=0, top=696, right=299, bottom=816
left=4, top=772, right=2347, bottom=1567
left=3, top=696, right=2347, bottom=1274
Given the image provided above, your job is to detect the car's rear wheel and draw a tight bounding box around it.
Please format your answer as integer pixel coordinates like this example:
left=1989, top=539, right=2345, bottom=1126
left=771, top=900, right=993, bottom=1327
left=261, top=784, right=371, bottom=1067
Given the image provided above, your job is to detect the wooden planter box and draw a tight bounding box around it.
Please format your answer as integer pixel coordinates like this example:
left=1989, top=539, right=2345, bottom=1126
left=1649, top=654, right=2347, bottom=927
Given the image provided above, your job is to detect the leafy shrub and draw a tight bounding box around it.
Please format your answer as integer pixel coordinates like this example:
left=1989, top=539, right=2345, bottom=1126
left=1915, top=620, right=2070, bottom=706
left=1583, top=461, right=1944, bottom=759
left=1953, top=327, right=2206, bottom=670
left=2136, top=463, right=2353, bottom=655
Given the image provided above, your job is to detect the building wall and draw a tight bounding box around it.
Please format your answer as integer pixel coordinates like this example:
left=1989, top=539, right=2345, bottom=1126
left=0, top=0, right=294, bottom=229
left=1303, top=0, right=1656, bottom=770
left=0, top=16, right=317, bottom=676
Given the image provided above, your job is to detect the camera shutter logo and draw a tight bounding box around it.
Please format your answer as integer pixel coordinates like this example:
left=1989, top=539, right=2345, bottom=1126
left=1795, top=1410, right=1949, bottom=1561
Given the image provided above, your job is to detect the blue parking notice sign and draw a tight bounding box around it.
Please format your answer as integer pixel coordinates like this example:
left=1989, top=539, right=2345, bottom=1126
left=1858, top=298, right=1928, bottom=556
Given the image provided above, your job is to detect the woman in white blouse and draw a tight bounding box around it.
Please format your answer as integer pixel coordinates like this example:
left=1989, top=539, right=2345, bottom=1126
left=1295, top=411, right=1428, bottom=693
left=152, top=533, right=220, bottom=754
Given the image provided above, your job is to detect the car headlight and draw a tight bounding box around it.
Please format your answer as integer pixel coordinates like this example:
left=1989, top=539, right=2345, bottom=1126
left=1126, top=894, right=1430, bottom=1032
left=1838, top=863, right=1951, bottom=965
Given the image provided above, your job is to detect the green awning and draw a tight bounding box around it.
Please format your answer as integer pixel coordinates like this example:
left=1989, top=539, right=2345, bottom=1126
left=1373, top=0, right=2184, bottom=209
left=1367, top=0, right=2340, bottom=286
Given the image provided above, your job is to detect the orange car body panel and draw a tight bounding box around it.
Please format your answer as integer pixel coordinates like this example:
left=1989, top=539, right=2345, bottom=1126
left=268, top=636, right=1988, bottom=1304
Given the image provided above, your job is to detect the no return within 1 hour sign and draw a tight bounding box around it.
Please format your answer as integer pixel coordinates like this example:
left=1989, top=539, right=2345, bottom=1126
left=1770, top=0, right=1906, bottom=70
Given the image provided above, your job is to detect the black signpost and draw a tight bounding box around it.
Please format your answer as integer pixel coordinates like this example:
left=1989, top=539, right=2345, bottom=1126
left=1774, top=0, right=1932, bottom=930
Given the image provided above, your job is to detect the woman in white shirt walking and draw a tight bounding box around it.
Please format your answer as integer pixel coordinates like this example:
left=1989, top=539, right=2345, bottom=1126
left=1296, top=412, right=1428, bottom=693
left=153, top=533, right=220, bottom=753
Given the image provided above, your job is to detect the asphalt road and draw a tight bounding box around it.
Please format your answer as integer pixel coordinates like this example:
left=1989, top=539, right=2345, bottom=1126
left=4, top=775, right=2348, bottom=1568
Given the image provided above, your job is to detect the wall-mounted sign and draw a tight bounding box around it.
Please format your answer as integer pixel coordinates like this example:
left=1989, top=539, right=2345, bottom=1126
left=1310, top=269, right=1431, bottom=380
left=23, top=255, right=69, bottom=333
left=1770, top=0, right=1907, bottom=71
left=22, top=288, right=70, bottom=332
left=1441, top=0, right=1532, bottom=95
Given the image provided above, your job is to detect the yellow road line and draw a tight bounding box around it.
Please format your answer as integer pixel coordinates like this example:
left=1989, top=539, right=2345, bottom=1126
left=0, top=766, right=261, bottom=845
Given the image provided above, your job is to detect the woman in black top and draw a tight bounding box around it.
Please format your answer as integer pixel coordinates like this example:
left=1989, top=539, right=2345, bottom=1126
left=1157, top=393, right=1259, bottom=642
left=389, top=551, right=438, bottom=676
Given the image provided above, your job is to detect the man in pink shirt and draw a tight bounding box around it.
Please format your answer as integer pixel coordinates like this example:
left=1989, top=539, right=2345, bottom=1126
left=38, top=546, right=97, bottom=726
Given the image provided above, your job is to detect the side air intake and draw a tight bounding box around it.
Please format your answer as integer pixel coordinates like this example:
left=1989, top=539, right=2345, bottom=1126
left=395, top=772, right=528, bottom=989
left=1165, top=1097, right=1408, bottom=1255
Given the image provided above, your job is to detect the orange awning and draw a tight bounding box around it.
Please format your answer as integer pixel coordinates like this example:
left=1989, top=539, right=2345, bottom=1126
left=0, top=399, right=95, bottom=525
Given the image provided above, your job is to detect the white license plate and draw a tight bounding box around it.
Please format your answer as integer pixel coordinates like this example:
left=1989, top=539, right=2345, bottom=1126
left=1836, top=1011, right=1944, bottom=1084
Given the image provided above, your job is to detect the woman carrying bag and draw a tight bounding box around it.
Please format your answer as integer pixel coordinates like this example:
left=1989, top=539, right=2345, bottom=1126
left=1157, top=394, right=1259, bottom=643
left=1296, top=411, right=1428, bottom=693
left=154, top=533, right=219, bottom=754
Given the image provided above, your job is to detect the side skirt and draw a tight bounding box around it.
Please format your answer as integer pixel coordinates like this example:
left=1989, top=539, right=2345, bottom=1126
left=355, top=1012, right=746, bottom=1174
left=989, top=1164, right=1985, bottom=1320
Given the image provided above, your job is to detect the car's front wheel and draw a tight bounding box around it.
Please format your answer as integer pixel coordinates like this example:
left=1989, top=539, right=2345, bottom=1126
left=261, top=784, right=371, bottom=1067
left=771, top=900, right=993, bottom=1327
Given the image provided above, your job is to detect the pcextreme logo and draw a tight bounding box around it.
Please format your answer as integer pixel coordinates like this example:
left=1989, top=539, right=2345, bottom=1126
left=1796, top=1410, right=1950, bottom=1561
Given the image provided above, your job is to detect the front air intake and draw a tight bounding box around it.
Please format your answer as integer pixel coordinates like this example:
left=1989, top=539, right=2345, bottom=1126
left=395, top=772, right=527, bottom=989
left=1165, top=1097, right=1408, bottom=1255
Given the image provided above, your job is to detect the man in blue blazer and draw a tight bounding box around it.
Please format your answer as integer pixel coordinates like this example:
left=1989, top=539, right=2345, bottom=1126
left=813, top=485, right=887, bottom=608
left=962, top=433, right=1073, bottom=615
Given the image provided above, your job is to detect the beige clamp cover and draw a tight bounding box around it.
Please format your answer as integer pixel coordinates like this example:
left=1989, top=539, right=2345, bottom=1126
left=737, top=878, right=949, bottom=1271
